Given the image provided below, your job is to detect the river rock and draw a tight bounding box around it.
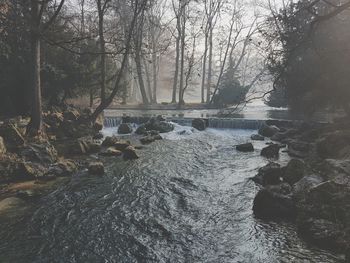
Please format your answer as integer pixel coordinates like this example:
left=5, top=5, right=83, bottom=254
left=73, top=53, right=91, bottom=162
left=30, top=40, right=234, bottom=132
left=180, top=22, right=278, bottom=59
left=100, top=147, right=122, bottom=157
left=114, top=141, right=131, bottom=151
left=261, top=144, right=280, bottom=158
left=63, top=109, right=80, bottom=121
left=140, top=134, right=162, bottom=145
left=258, top=123, right=280, bottom=137
left=48, top=160, right=77, bottom=177
left=145, top=118, right=174, bottom=133
left=135, top=124, right=147, bottom=135
left=118, top=123, right=133, bottom=134
left=102, top=136, right=119, bottom=147
left=251, top=134, right=264, bottom=141
left=283, top=159, right=307, bottom=185
left=20, top=141, right=58, bottom=164
left=0, top=136, right=6, bottom=154
left=123, top=146, right=139, bottom=160
left=0, top=123, right=25, bottom=148
left=236, top=143, right=254, bottom=152
left=88, top=162, right=104, bottom=175
left=253, top=183, right=296, bottom=220
left=253, top=162, right=283, bottom=186
left=192, top=118, right=207, bottom=131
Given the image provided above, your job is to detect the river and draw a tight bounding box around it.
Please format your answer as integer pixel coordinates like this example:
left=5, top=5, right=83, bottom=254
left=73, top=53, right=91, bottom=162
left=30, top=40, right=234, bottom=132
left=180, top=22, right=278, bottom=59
left=0, top=124, right=342, bottom=262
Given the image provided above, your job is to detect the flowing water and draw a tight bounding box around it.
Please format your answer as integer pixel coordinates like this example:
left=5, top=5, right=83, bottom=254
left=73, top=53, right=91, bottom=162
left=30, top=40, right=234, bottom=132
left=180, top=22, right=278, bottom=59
left=0, top=125, right=342, bottom=263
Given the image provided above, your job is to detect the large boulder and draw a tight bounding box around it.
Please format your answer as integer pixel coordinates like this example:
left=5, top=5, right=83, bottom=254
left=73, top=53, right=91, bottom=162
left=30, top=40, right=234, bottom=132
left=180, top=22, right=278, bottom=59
left=317, top=130, right=350, bottom=159
left=88, top=162, right=104, bottom=175
left=253, top=162, right=283, bottom=186
left=261, top=144, right=280, bottom=158
left=0, top=123, right=25, bottom=149
left=118, top=123, right=133, bottom=134
left=258, top=123, right=280, bottom=137
left=236, top=143, right=254, bottom=152
left=283, top=159, right=307, bottom=185
left=0, top=136, right=6, bottom=154
left=123, top=146, right=139, bottom=160
left=253, top=183, right=296, bottom=220
left=298, top=218, right=348, bottom=252
left=296, top=181, right=350, bottom=252
left=287, top=140, right=311, bottom=158
left=114, top=141, right=131, bottom=151
left=192, top=118, right=207, bottom=131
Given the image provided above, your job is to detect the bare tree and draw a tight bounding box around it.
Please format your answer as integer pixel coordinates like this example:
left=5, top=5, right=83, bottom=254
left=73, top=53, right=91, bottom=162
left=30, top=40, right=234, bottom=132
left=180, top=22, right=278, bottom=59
left=27, top=0, right=65, bottom=135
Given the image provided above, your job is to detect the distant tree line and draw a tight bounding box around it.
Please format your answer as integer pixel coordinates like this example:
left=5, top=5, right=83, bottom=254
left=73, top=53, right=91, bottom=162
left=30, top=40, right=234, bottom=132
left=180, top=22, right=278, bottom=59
left=265, top=0, right=350, bottom=114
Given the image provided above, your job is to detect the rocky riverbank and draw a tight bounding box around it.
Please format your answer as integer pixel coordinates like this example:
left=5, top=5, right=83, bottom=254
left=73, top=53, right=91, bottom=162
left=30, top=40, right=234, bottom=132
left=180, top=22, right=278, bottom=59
left=0, top=108, right=175, bottom=212
left=249, top=119, right=350, bottom=260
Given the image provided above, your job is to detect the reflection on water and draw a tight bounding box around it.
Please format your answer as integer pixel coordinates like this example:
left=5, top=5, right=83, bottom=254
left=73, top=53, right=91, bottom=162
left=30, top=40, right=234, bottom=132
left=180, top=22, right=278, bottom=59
left=0, top=126, right=341, bottom=262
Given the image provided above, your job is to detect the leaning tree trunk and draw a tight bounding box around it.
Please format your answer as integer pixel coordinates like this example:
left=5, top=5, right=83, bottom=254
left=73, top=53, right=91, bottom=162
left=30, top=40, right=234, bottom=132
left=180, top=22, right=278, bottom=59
left=151, top=33, right=158, bottom=104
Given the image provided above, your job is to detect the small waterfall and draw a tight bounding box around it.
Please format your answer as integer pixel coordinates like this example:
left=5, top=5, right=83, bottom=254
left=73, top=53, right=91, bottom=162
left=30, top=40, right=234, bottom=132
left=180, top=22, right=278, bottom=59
left=208, top=118, right=263, bottom=130
left=104, top=116, right=264, bottom=130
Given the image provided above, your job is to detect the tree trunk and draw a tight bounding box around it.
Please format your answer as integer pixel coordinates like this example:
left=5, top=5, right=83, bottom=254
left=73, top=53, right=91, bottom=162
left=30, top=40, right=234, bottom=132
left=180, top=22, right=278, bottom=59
left=135, top=50, right=149, bottom=104
left=201, top=32, right=208, bottom=103
left=151, top=33, right=158, bottom=104
left=97, top=0, right=106, bottom=103
left=172, top=11, right=182, bottom=104
left=206, top=26, right=213, bottom=103
left=143, top=56, right=152, bottom=101
left=178, top=10, right=186, bottom=106
left=28, top=0, right=43, bottom=135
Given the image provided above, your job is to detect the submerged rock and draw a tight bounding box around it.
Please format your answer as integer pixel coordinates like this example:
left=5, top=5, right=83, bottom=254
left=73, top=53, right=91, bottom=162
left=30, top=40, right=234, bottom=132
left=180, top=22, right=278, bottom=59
left=258, top=123, right=280, bottom=137
left=192, top=118, right=207, bottom=131
left=253, top=183, right=296, bottom=220
left=88, top=162, right=104, bottom=175
left=261, top=144, right=280, bottom=158
left=236, top=143, right=254, bottom=152
left=118, top=123, right=133, bottom=134
left=123, top=146, right=139, bottom=160
left=251, top=134, right=264, bottom=141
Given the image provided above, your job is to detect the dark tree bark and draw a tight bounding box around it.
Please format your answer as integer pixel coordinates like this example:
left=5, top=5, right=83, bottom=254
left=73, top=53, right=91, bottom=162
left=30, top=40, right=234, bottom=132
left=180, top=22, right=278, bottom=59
left=28, top=0, right=43, bottom=135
